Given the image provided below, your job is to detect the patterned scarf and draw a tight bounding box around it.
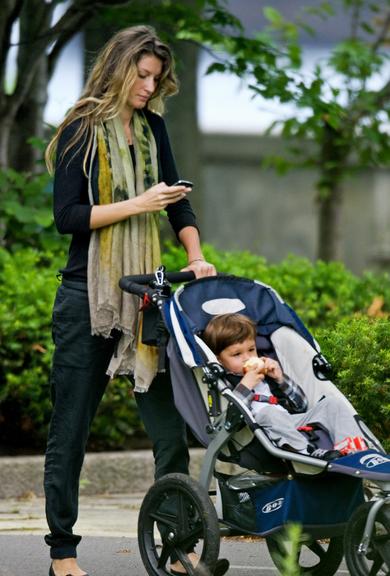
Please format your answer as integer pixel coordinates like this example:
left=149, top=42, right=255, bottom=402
left=87, top=111, right=161, bottom=391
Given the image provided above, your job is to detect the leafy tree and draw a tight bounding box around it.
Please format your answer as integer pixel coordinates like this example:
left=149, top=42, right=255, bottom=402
left=2, top=0, right=387, bottom=262
left=0, top=0, right=241, bottom=172
left=193, top=0, right=390, bottom=261
left=1, top=0, right=139, bottom=170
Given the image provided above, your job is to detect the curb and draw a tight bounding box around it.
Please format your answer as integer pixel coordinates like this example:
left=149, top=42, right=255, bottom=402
left=2, top=448, right=206, bottom=499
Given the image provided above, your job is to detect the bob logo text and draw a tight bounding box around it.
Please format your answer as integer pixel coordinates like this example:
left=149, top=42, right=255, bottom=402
left=360, top=454, right=390, bottom=468
left=262, top=498, right=284, bottom=514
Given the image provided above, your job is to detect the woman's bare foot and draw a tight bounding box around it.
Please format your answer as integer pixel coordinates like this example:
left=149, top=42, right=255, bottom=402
left=170, top=551, right=199, bottom=574
left=51, top=558, right=88, bottom=576
left=170, top=554, right=230, bottom=576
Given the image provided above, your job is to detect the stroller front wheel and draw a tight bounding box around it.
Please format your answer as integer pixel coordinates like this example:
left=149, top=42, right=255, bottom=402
left=138, top=473, right=220, bottom=576
left=344, top=501, right=390, bottom=576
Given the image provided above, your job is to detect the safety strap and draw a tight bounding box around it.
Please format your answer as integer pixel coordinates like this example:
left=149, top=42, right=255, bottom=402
left=252, top=394, right=279, bottom=404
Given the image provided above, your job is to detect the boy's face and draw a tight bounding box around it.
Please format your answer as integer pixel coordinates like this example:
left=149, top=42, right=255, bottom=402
left=217, top=337, right=257, bottom=374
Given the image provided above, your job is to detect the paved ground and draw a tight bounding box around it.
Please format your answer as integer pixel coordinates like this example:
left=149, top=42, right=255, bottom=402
left=0, top=493, right=351, bottom=575
left=0, top=450, right=353, bottom=574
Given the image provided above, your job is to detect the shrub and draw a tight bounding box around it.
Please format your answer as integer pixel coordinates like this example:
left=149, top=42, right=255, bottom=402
left=0, top=168, right=63, bottom=253
left=317, top=316, right=390, bottom=451
left=0, top=247, right=59, bottom=450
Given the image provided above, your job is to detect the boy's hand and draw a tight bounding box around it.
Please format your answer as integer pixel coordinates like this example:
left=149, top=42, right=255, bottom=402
left=240, top=361, right=265, bottom=390
left=261, top=357, right=283, bottom=384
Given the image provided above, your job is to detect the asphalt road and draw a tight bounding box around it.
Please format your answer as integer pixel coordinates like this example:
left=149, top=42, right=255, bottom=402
left=0, top=534, right=352, bottom=576
left=0, top=494, right=350, bottom=575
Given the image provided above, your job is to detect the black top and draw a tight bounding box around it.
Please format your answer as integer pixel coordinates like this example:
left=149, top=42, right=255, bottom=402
left=53, top=109, right=198, bottom=280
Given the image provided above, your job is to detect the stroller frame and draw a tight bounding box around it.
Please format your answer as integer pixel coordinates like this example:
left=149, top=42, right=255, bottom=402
left=119, top=268, right=390, bottom=576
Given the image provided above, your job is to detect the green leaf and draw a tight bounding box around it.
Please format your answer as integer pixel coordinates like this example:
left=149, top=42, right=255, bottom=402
left=205, top=62, right=227, bottom=75
left=263, top=6, right=283, bottom=26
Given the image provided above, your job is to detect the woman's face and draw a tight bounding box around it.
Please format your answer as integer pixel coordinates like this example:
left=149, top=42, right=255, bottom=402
left=127, top=54, right=163, bottom=111
left=217, top=338, right=258, bottom=375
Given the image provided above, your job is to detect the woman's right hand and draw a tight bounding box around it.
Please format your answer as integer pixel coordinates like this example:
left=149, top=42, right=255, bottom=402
left=135, top=181, right=190, bottom=212
left=89, top=182, right=190, bottom=229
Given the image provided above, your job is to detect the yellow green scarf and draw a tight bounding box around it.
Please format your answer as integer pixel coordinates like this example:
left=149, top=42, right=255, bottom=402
left=88, top=111, right=161, bottom=391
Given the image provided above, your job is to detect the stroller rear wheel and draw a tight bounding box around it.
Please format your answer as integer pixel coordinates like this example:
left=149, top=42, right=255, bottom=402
left=138, top=473, right=220, bottom=576
left=265, top=530, right=344, bottom=575
left=344, top=501, right=390, bottom=575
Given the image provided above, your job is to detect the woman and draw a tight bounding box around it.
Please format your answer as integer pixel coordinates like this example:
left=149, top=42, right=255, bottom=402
left=44, top=25, right=228, bottom=576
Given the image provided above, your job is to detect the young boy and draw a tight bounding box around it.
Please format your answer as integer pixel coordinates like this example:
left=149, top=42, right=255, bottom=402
left=202, top=313, right=370, bottom=461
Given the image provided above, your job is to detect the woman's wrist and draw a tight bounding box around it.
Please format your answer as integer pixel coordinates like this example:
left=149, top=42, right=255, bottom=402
left=127, top=196, right=146, bottom=216
left=188, top=257, right=205, bottom=265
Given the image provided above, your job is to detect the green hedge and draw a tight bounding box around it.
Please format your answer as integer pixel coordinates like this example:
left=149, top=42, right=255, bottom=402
left=0, top=248, right=58, bottom=450
left=1, top=243, right=389, bottom=452
left=163, top=242, right=390, bottom=329
left=317, top=316, right=390, bottom=452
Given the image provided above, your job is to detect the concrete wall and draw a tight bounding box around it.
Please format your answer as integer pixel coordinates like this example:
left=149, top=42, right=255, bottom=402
left=197, top=134, right=390, bottom=274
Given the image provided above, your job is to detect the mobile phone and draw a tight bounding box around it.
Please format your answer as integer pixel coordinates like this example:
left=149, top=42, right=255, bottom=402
left=174, top=179, right=193, bottom=188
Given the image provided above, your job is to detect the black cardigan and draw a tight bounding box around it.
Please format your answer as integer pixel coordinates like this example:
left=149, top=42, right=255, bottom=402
left=53, top=109, right=198, bottom=280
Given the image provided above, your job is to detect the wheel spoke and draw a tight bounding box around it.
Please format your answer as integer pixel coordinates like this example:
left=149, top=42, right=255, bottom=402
left=373, top=533, right=390, bottom=545
left=307, top=540, right=326, bottom=559
left=177, top=491, right=190, bottom=534
left=175, top=548, right=196, bottom=576
left=157, top=541, right=172, bottom=570
left=368, top=555, right=385, bottom=576
left=150, top=510, right=177, bottom=529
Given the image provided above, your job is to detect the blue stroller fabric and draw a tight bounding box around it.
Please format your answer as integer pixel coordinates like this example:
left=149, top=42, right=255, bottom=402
left=163, top=275, right=328, bottom=447
left=171, top=275, right=316, bottom=347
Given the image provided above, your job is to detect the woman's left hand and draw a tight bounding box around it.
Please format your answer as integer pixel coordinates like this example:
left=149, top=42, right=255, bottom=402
left=181, top=259, right=216, bottom=279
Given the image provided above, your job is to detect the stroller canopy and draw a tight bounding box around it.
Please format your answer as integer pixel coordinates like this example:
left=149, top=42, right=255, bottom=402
left=164, top=275, right=316, bottom=369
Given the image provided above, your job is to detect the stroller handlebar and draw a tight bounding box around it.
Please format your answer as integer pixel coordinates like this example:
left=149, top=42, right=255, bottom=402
left=119, top=271, right=196, bottom=296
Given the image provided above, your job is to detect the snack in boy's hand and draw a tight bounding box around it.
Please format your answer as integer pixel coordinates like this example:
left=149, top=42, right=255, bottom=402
left=243, top=357, right=266, bottom=374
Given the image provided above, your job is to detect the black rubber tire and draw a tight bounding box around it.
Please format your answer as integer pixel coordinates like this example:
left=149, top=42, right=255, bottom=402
left=266, top=530, right=344, bottom=576
left=344, top=501, right=390, bottom=575
left=138, top=473, right=220, bottom=576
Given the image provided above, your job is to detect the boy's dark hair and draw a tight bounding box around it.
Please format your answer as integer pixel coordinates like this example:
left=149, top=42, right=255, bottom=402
left=202, top=313, right=257, bottom=356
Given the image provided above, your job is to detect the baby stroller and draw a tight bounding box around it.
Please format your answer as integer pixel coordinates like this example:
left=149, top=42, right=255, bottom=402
left=120, top=267, right=390, bottom=576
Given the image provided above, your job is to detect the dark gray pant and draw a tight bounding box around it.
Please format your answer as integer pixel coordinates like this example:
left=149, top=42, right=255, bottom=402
left=44, top=281, right=189, bottom=559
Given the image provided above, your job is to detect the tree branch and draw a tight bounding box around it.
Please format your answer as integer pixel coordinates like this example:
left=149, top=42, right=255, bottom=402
left=350, top=1, right=361, bottom=40
left=47, top=11, right=92, bottom=79
left=0, top=0, right=24, bottom=95
left=47, top=0, right=136, bottom=78
left=372, top=9, right=390, bottom=52
left=9, top=0, right=53, bottom=117
left=49, top=0, right=135, bottom=40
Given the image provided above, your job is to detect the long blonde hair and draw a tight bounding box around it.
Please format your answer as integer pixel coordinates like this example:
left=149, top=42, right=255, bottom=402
left=45, top=25, right=178, bottom=174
